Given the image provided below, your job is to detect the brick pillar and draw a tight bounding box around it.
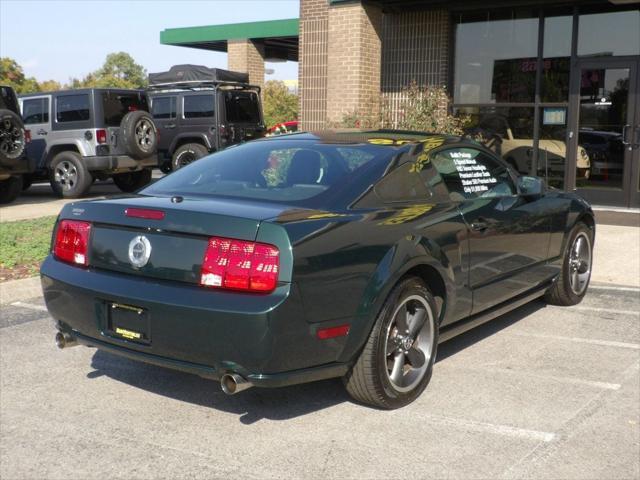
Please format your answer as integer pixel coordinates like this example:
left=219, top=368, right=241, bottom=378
left=299, top=0, right=330, bottom=130
left=325, top=2, right=383, bottom=125
left=227, top=39, right=265, bottom=90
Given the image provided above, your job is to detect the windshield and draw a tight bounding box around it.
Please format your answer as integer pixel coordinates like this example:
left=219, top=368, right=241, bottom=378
left=102, top=91, right=149, bottom=127
left=141, top=139, right=394, bottom=206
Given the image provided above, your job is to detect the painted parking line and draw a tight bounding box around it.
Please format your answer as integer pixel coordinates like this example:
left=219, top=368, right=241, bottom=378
left=476, top=367, right=621, bottom=391
left=567, top=306, right=640, bottom=316
left=514, top=332, right=640, bottom=350
left=395, top=412, right=557, bottom=443
left=10, top=301, right=48, bottom=312
left=589, top=285, right=640, bottom=293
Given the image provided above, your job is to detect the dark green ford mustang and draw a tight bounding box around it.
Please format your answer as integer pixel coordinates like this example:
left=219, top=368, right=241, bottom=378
left=41, top=131, right=595, bottom=409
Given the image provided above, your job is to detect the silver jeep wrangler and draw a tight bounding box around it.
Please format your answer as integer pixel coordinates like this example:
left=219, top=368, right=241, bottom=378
left=19, top=89, right=158, bottom=198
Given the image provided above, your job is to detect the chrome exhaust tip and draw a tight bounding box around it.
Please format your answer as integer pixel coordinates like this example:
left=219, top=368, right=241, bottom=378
left=220, top=373, right=252, bottom=395
left=55, top=331, right=77, bottom=349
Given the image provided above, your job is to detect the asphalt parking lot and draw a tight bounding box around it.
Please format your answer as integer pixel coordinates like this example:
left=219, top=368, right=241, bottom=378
left=1, top=283, right=638, bottom=479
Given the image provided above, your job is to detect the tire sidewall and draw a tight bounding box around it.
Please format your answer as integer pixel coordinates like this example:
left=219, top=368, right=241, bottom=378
left=0, top=175, right=23, bottom=203
left=560, top=223, right=594, bottom=304
left=121, top=111, right=157, bottom=160
left=112, top=169, right=152, bottom=193
left=373, top=278, right=439, bottom=408
left=172, top=144, right=207, bottom=171
left=49, top=151, right=91, bottom=198
left=0, top=109, right=26, bottom=164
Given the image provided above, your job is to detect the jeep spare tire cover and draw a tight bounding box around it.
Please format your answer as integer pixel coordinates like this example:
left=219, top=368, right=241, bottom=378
left=120, top=110, right=157, bottom=160
left=0, top=109, right=26, bottom=165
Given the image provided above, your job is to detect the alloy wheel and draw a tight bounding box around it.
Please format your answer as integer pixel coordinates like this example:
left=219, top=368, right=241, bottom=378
left=54, top=161, right=78, bottom=191
left=568, top=232, right=591, bottom=295
left=0, top=118, right=23, bottom=158
left=135, top=119, right=155, bottom=152
left=384, top=295, right=435, bottom=393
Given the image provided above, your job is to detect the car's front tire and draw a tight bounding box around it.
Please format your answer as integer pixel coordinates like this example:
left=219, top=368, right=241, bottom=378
left=49, top=151, right=92, bottom=198
left=344, top=277, right=438, bottom=409
left=545, top=221, right=593, bottom=306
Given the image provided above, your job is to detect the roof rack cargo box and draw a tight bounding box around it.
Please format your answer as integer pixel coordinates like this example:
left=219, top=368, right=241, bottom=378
left=148, top=65, right=249, bottom=87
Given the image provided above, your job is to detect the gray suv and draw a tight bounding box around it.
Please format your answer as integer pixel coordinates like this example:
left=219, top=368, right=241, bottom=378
left=19, top=89, right=158, bottom=198
left=147, top=65, right=265, bottom=172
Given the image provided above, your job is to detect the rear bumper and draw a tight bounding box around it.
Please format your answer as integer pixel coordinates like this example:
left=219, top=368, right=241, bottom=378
left=0, top=155, right=36, bottom=176
left=40, top=256, right=350, bottom=386
left=83, top=154, right=158, bottom=172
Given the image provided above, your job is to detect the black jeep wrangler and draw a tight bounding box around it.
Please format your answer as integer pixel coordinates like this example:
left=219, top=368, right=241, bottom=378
left=147, top=65, right=265, bottom=171
left=0, top=85, right=34, bottom=204
left=19, top=88, right=158, bottom=198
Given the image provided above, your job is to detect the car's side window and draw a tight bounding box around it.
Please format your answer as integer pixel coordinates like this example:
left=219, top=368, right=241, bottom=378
left=374, top=162, right=433, bottom=202
left=151, top=96, right=176, bottom=119
left=430, top=147, right=516, bottom=200
left=56, top=94, right=90, bottom=123
left=183, top=95, right=214, bottom=119
left=22, top=97, right=49, bottom=124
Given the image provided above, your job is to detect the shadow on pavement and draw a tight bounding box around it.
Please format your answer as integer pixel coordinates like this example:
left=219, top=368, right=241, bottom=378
left=88, top=299, right=548, bottom=423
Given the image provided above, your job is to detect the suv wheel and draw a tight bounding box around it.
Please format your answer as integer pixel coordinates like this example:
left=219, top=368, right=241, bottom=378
left=344, top=277, right=438, bottom=409
left=49, top=151, right=92, bottom=198
left=121, top=111, right=158, bottom=160
left=0, top=109, right=26, bottom=164
left=172, top=143, right=208, bottom=170
left=0, top=176, right=23, bottom=204
left=112, top=169, right=152, bottom=193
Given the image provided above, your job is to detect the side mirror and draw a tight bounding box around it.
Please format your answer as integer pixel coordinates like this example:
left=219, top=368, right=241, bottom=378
left=517, top=175, right=546, bottom=197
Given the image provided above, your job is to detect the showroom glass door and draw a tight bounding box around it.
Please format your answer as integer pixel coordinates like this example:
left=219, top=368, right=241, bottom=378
left=569, top=58, right=640, bottom=207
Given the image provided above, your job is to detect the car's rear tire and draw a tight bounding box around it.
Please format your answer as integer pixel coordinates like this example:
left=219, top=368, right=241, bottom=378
left=49, top=151, right=92, bottom=198
left=344, top=277, right=438, bottom=409
left=112, top=169, right=152, bottom=193
left=21, top=174, right=33, bottom=191
left=172, top=143, right=208, bottom=170
left=0, top=109, right=26, bottom=164
left=545, top=221, right=593, bottom=306
left=120, top=111, right=157, bottom=160
left=0, top=175, right=23, bottom=204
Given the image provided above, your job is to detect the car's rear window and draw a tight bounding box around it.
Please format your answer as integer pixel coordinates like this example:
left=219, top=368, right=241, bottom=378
left=102, top=91, right=149, bottom=126
left=224, top=91, right=260, bottom=123
left=141, top=139, right=392, bottom=204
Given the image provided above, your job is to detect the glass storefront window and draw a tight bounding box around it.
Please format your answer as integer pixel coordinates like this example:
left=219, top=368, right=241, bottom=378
left=456, top=106, right=535, bottom=174
left=454, top=14, right=538, bottom=103
left=578, top=10, right=640, bottom=57
left=542, top=15, right=572, bottom=103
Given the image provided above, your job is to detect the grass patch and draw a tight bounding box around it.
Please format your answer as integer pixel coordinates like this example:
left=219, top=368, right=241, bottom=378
left=0, top=216, right=56, bottom=281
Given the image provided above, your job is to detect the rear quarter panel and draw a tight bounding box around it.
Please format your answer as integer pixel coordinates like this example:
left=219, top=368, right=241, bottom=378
left=277, top=203, right=470, bottom=363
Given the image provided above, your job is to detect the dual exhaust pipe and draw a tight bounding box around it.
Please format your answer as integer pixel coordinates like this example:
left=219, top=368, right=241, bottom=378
left=54, top=332, right=252, bottom=395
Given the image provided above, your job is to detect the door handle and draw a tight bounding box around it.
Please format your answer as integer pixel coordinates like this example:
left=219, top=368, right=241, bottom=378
left=470, top=219, right=489, bottom=232
left=37, top=129, right=47, bottom=135
left=165, top=123, right=176, bottom=129
left=622, top=124, right=632, bottom=149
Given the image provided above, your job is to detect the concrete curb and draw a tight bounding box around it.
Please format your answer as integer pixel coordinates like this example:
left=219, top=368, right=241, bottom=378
left=0, top=276, right=42, bottom=305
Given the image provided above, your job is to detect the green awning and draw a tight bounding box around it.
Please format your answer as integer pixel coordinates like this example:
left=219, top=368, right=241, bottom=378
left=160, top=18, right=299, bottom=62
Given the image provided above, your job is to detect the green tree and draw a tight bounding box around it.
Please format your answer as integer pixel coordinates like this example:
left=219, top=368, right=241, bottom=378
left=38, top=79, right=62, bottom=92
left=92, top=52, right=147, bottom=89
left=0, top=57, right=40, bottom=94
left=263, top=80, right=298, bottom=128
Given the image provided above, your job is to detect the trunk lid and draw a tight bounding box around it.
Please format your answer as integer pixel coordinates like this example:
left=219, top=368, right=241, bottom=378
left=58, top=195, right=290, bottom=285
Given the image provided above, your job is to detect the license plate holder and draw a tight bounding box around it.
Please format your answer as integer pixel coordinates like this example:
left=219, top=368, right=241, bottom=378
left=107, top=303, right=150, bottom=345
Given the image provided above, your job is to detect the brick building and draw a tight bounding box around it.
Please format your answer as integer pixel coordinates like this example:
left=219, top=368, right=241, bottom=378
left=161, top=0, right=640, bottom=207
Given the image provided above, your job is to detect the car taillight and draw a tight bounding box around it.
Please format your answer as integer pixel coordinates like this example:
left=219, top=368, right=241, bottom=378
left=24, top=129, right=31, bottom=143
left=53, top=220, right=92, bottom=266
left=96, top=129, right=107, bottom=144
left=200, top=237, right=279, bottom=293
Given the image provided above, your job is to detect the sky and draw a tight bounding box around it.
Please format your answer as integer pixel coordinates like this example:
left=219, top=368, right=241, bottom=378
left=0, top=0, right=299, bottom=84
